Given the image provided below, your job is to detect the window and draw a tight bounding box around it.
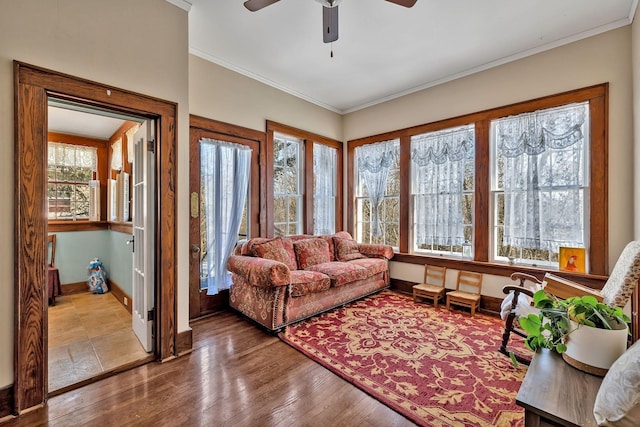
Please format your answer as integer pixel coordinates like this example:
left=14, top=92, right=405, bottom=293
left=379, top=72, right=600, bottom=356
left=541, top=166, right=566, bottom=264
left=313, top=143, right=337, bottom=235
left=491, top=102, right=589, bottom=267
left=411, top=125, right=475, bottom=257
left=267, top=121, right=343, bottom=237
left=347, top=84, right=607, bottom=276
left=273, top=133, right=304, bottom=236
left=354, top=139, right=400, bottom=248
left=47, top=142, right=98, bottom=220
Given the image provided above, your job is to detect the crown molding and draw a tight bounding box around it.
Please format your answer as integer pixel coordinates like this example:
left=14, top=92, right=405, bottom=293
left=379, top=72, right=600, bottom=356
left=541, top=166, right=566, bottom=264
left=165, top=0, right=191, bottom=12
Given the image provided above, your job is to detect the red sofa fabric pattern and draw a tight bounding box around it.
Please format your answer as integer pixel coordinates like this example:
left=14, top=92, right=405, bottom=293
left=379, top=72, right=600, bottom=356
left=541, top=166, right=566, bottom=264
left=294, top=238, right=332, bottom=269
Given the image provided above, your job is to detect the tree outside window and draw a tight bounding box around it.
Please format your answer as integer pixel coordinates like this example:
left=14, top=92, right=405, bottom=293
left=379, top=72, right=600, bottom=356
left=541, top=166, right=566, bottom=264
left=354, top=139, right=400, bottom=248
left=411, top=124, right=475, bottom=257
left=491, top=102, right=588, bottom=267
left=273, top=134, right=303, bottom=236
left=48, top=142, right=97, bottom=220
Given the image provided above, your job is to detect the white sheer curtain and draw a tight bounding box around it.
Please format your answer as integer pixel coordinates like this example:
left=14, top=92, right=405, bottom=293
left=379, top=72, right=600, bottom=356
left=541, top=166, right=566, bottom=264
left=49, top=141, right=97, bottom=170
left=313, top=143, right=336, bottom=235
left=200, top=139, right=251, bottom=295
left=411, top=126, right=474, bottom=247
left=356, top=140, right=397, bottom=237
left=495, top=102, right=587, bottom=252
left=111, top=138, right=122, bottom=171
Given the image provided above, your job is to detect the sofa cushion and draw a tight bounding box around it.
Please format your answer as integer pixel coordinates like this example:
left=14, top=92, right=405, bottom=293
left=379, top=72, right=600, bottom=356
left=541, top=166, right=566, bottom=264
left=334, top=236, right=367, bottom=262
left=318, top=235, right=336, bottom=261
left=306, top=262, right=369, bottom=287
left=289, top=270, right=331, bottom=297
left=245, top=238, right=272, bottom=256
left=593, top=339, right=640, bottom=427
left=280, top=238, right=298, bottom=270
left=294, top=238, right=331, bottom=269
left=253, top=237, right=291, bottom=266
left=347, top=257, right=388, bottom=276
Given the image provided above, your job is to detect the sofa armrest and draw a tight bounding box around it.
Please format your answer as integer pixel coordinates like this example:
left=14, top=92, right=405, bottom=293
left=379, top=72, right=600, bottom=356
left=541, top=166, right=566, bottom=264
left=227, top=255, right=290, bottom=288
left=357, top=243, right=394, bottom=260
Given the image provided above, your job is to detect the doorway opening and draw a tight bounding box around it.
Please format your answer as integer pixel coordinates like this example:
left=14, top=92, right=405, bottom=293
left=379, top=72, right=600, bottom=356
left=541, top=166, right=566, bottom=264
left=46, top=101, right=154, bottom=394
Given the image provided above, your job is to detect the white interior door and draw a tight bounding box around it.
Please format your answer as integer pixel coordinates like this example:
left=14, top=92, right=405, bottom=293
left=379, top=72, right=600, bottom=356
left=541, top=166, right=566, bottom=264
left=131, top=120, right=155, bottom=352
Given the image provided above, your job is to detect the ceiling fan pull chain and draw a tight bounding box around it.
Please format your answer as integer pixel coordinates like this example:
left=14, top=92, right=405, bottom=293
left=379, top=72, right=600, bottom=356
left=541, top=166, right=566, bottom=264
left=331, top=42, right=334, bottom=58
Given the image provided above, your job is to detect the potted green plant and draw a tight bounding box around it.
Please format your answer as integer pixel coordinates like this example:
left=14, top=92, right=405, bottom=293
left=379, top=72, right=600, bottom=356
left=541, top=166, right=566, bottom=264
left=519, top=289, right=630, bottom=375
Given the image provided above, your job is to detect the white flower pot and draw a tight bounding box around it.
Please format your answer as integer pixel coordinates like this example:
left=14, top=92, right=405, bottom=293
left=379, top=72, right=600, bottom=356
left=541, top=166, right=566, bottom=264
left=562, top=320, right=628, bottom=376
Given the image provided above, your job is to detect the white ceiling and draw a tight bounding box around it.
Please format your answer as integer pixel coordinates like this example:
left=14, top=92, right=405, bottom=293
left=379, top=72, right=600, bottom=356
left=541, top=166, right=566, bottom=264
left=48, top=106, right=126, bottom=140
left=186, top=0, right=637, bottom=113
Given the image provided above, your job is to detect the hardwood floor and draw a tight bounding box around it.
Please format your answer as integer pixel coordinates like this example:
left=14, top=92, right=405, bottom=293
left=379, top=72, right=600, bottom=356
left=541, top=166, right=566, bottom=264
left=6, top=311, right=416, bottom=426
left=48, top=293, right=150, bottom=394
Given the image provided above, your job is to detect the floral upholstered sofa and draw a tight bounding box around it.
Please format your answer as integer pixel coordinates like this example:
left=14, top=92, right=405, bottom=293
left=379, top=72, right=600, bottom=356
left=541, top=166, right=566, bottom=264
left=227, top=232, right=394, bottom=332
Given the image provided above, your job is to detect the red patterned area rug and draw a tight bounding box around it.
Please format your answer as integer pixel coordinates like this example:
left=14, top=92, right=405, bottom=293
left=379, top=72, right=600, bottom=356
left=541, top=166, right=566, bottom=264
left=279, top=290, right=528, bottom=427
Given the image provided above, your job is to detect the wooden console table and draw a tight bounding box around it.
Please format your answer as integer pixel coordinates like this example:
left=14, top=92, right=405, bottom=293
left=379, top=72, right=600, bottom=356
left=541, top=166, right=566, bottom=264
left=516, top=349, right=602, bottom=427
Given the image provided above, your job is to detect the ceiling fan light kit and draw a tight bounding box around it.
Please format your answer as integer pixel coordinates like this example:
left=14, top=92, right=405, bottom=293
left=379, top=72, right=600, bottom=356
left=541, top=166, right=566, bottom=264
left=243, top=0, right=416, bottom=43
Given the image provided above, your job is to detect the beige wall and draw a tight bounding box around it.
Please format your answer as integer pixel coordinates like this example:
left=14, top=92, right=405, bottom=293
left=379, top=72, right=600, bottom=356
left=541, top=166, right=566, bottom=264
left=189, top=55, right=343, bottom=139
left=0, top=0, right=189, bottom=388
left=345, top=27, right=634, bottom=291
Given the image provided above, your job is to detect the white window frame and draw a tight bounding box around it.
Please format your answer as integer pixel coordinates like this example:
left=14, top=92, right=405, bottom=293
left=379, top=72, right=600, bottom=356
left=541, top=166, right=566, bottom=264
left=410, top=124, right=475, bottom=258
left=273, top=133, right=304, bottom=236
left=354, top=140, right=400, bottom=249
left=313, top=142, right=337, bottom=235
left=489, top=102, right=590, bottom=268
left=47, top=141, right=98, bottom=221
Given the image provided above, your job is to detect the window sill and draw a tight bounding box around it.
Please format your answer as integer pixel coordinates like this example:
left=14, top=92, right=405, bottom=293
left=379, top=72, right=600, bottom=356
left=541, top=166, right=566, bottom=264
left=48, top=221, right=108, bottom=232
left=109, top=222, right=133, bottom=234
left=47, top=220, right=133, bottom=234
left=391, top=252, right=608, bottom=290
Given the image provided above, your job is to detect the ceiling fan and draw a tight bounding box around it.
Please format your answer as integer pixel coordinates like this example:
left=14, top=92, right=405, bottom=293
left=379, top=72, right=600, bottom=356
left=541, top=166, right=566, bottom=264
left=243, top=0, right=417, bottom=43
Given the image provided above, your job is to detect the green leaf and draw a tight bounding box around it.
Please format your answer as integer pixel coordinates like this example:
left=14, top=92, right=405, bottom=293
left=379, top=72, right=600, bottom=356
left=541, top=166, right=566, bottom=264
left=525, top=335, right=540, bottom=351
left=582, top=295, right=599, bottom=306
left=533, top=290, right=551, bottom=307
left=519, top=314, right=542, bottom=335
left=556, top=343, right=567, bottom=353
left=509, top=351, right=518, bottom=368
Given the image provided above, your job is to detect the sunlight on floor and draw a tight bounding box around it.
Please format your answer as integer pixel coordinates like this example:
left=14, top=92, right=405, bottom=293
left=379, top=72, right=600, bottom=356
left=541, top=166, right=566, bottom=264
left=48, top=292, right=148, bottom=392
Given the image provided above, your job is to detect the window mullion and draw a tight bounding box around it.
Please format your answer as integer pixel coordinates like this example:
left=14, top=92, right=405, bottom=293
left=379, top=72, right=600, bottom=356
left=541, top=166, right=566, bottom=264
left=474, top=120, right=490, bottom=262
left=399, top=135, right=410, bottom=253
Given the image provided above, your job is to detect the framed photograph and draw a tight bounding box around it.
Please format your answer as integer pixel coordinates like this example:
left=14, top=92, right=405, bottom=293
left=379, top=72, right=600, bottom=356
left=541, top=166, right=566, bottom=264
left=559, top=247, right=586, bottom=273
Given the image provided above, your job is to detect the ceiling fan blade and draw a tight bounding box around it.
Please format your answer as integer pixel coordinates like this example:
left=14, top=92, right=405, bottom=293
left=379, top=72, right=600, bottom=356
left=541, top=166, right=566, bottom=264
left=244, top=0, right=280, bottom=12
left=385, top=0, right=417, bottom=7
left=323, top=5, right=339, bottom=43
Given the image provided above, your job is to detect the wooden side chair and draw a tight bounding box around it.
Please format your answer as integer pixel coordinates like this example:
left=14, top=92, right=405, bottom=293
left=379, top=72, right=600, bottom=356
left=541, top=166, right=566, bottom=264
left=446, top=270, right=483, bottom=316
left=500, top=240, right=640, bottom=365
left=413, top=265, right=446, bottom=307
left=47, top=234, right=62, bottom=306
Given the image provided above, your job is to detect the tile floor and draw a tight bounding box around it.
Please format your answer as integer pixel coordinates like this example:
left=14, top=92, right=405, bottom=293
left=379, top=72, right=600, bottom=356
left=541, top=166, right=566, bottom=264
left=48, top=292, right=149, bottom=392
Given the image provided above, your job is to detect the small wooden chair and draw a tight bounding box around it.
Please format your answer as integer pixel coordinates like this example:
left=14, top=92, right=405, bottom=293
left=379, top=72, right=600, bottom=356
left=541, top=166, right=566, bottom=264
left=413, top=265, right=446, bottom=307
left=446, top=271, right=483, bottom=316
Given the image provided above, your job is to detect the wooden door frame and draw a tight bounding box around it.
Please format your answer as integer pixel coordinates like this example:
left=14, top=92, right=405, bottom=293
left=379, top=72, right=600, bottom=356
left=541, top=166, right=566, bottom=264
left=188, top=115, right=266, bottom=319
left=14, top=62, right=178, bottom=413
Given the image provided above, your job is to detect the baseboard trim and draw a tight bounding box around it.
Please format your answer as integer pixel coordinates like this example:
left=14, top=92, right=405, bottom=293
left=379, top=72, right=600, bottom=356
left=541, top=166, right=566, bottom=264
left=109, top=279, right=132, bottom=314
left=176, top=328, right=193, bottom=356
left=390, top=278, right=502, bottom=316
left=61, top=281, right=88, bottom=295
left=0, top=384, right=13, bottom=419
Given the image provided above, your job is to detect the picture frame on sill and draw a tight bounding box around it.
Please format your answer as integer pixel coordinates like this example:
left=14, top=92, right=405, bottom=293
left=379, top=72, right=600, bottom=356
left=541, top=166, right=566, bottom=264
left=559, top=246, right=586, bottom=273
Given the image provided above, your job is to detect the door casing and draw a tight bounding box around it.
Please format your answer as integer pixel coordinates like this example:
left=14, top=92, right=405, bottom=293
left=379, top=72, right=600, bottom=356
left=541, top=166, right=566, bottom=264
left=14, top=62, right=178, bottom=414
